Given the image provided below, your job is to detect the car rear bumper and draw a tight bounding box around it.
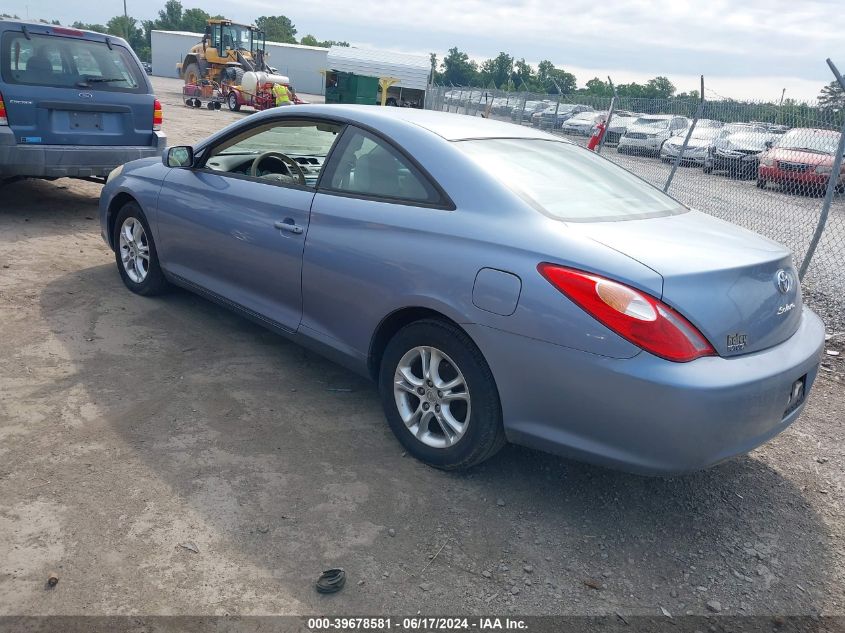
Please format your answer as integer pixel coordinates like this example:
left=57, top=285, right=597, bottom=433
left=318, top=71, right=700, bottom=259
left=0, top=128, right=166, bottom=179
left=466, top=307, right=824, bottom=475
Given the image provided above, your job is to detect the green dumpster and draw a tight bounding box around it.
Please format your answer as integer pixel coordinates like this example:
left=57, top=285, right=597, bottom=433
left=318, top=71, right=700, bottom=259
left=325, top=71, right=379, bottom=105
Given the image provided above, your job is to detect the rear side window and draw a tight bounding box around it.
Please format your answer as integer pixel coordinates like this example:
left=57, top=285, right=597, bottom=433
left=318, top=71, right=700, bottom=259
left=323, top=127, right=443, bottom=205
left=1, top=32, right=145, bottom=93
left=456, top=138, right=686, bottom=222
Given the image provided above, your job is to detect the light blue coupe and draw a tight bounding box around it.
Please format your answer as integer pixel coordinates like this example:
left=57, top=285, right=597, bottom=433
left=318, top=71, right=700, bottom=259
left=99, top=105, right=824, bottom=474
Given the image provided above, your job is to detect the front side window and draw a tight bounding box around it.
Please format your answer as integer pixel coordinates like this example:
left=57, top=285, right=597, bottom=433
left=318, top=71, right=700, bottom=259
left=204, top=120, right=344, bottom=187
left=456, top=138, right=686, bottom=222
left=324, top=128, right=442, bottom=204
left=1, top=32, right=143, bottom=92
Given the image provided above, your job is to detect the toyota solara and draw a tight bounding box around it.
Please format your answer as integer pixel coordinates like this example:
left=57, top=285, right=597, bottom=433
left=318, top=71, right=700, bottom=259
left=99, top=105, right=825, bottom=474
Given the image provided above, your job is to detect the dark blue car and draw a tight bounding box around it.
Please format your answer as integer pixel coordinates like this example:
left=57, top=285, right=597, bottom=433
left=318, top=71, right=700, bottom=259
left=0, top=20, right=165, bottom=182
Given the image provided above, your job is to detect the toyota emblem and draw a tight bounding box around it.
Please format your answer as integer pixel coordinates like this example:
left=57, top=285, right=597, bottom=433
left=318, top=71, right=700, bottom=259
left=775, top=269, right=793, bottom=295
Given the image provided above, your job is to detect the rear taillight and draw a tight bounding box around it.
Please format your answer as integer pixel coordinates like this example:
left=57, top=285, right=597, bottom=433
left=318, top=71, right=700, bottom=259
left=0, top=92, right=7, bottom=126
left=153, top=99, right=162, bottom=131
left=537, top=263, right=715, bottom=363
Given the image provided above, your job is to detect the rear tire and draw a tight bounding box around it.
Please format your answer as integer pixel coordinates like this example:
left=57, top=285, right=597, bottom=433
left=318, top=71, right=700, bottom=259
left=113, top=202, right=168, bottom=296
left=379, top=319, right=506, bottom=470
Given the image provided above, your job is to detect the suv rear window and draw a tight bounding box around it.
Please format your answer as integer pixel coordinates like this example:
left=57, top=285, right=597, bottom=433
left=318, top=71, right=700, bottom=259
left=1, top=32, right=145, bottom=93
left=456, top=138, right=686, bottom=222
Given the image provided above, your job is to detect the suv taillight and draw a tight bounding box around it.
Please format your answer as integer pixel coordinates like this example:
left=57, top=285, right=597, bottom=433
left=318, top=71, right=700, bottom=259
left=153, top=99, right=162, bottom=131
left=0, top=92, right=7, bottom=126
left=537, top=263, right=715, bottom=363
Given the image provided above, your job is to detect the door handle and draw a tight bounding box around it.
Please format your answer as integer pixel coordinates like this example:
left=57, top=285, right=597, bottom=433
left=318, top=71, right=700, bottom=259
left=274, top=219, right=303, bottom=235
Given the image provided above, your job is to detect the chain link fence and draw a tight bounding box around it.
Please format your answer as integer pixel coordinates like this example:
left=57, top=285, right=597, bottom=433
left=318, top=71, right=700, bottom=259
left=426, top=85, right=845, bottom=334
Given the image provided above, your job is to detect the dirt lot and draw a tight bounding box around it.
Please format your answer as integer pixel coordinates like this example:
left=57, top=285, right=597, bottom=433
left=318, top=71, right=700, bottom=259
left=0, top=77, right=844, bottom=617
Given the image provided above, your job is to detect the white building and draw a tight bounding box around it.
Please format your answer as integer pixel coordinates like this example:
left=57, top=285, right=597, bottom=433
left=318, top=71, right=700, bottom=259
left=150, top=30, right=328, bottom=95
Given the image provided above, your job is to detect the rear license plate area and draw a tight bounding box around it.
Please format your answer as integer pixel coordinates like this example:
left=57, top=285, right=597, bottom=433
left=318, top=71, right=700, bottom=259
left=70, top=111, right=103, bottom=131
left=783, top=375, right=806, bottom=419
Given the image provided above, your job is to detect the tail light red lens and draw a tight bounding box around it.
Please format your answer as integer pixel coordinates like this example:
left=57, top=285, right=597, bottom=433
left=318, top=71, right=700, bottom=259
left=0, top=92, right=7, bottom=126
left=51, top=27, right=85, bottom=37
left=537, top=263, right=715, bottom=362
left=153, top=99, right=163, bottom=131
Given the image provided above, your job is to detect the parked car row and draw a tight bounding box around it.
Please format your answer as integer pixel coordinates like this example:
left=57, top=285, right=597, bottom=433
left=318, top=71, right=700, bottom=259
left=441, top=91, right=844, bottom=195
left=561, top=110, right=843, bottom=196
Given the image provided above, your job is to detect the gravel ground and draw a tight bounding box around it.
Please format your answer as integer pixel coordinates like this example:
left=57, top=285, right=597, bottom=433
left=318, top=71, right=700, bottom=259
left=0, top=77, right=843, bottom=618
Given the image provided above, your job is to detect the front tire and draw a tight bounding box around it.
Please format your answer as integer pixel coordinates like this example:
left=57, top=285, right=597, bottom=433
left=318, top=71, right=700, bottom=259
left=379, top=319, right=506, bottom=470
left=183, top=62, right=200, bottom=86
left=756, top=178, right=767, bottom=189
left=113, top=202, right=168, bottom=296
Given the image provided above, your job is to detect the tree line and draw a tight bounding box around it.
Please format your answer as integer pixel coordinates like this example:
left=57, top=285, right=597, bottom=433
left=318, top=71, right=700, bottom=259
left=430, top=48, right=697, bottom=100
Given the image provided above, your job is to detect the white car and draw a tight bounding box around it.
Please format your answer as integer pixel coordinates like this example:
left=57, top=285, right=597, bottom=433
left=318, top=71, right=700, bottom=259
left=662, top=123, right=768, bottom=166
left=660, top=127, right=722, bottom=165
left=617, top=116, right=689, bottom=156
left=561, top=111, right=608, bottom=136
left=603, top=112, right=642, bottom=144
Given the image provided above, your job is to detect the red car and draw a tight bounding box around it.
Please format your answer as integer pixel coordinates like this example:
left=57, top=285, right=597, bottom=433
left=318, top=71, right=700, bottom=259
left=758, top=128, right=844, bottom=193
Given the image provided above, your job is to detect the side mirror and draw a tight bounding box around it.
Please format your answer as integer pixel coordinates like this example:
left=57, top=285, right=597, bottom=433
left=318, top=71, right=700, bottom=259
left=164, top=145, right=194, bottom=168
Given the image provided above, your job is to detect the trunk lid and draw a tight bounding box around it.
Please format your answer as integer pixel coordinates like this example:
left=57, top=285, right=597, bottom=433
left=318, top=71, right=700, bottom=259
left=570, top=211, right=802, bottom=357
left=1, top=26, right=154, bottom=147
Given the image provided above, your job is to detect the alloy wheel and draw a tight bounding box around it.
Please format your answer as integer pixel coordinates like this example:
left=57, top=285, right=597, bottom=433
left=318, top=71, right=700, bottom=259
left=393, top=346, right=471, bottom=448
left=118, top=217, right=150, bottom=284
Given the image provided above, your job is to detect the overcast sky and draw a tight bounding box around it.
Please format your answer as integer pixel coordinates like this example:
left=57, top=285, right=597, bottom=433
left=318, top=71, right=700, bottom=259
left=5, top=0, right=842, bottom=100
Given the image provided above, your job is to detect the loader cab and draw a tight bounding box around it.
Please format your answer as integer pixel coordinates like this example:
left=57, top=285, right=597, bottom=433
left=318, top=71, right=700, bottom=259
left=207, top=21, right=264, bottom=57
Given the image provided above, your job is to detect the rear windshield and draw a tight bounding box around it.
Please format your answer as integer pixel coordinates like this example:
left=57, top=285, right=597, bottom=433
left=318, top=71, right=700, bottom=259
left=455, top=138, right=686, bottom=222
left=1, top=31, right=145, bottom=93
left=634, top=117, right=670, bottom=128
left=775, top=129, right=841, bottom=155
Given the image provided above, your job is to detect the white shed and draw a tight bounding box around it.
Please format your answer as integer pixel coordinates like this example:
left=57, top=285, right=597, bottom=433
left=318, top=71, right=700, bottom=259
left=151, top=30, right=202, bottom=79
left=326, top=47, right=431, bottom=91
left=150, top=30, right=329, bottom=95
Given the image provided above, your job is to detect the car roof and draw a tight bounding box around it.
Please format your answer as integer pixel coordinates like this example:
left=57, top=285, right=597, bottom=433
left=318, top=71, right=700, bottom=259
left=0, top=19, right=127, bottom=42
left=258, top=104, right=563, bottom=142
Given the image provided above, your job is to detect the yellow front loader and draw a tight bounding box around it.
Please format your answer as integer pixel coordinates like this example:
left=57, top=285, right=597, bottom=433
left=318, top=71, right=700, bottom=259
left=177, top=19, right=274, bottom=85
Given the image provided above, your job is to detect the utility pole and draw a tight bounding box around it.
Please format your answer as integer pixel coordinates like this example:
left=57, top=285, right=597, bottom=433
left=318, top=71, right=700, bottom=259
left=123, top=0, right=129, bottom=40
left=778, top=87, right=786, bottom=124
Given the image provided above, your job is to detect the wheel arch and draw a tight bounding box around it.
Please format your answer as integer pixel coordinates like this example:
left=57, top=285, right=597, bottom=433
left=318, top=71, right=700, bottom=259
left=106, top=192, right=141, bottom=250
left=367, top=307, right=476, bottom=381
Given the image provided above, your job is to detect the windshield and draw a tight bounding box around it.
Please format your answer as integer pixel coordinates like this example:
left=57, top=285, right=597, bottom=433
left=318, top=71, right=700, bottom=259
left=220, top=24, right=251, bottom=50
left=690, top=128, right=720, bottom=140
left=1, top=32, right=144, bottom=92
left=214, top=121, right=341, bottom=157
left=775, top=129, right=840, bottom=154
left=456, top=139, right=686, bottom=222
left=633, top=117, right=670, bottom=129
